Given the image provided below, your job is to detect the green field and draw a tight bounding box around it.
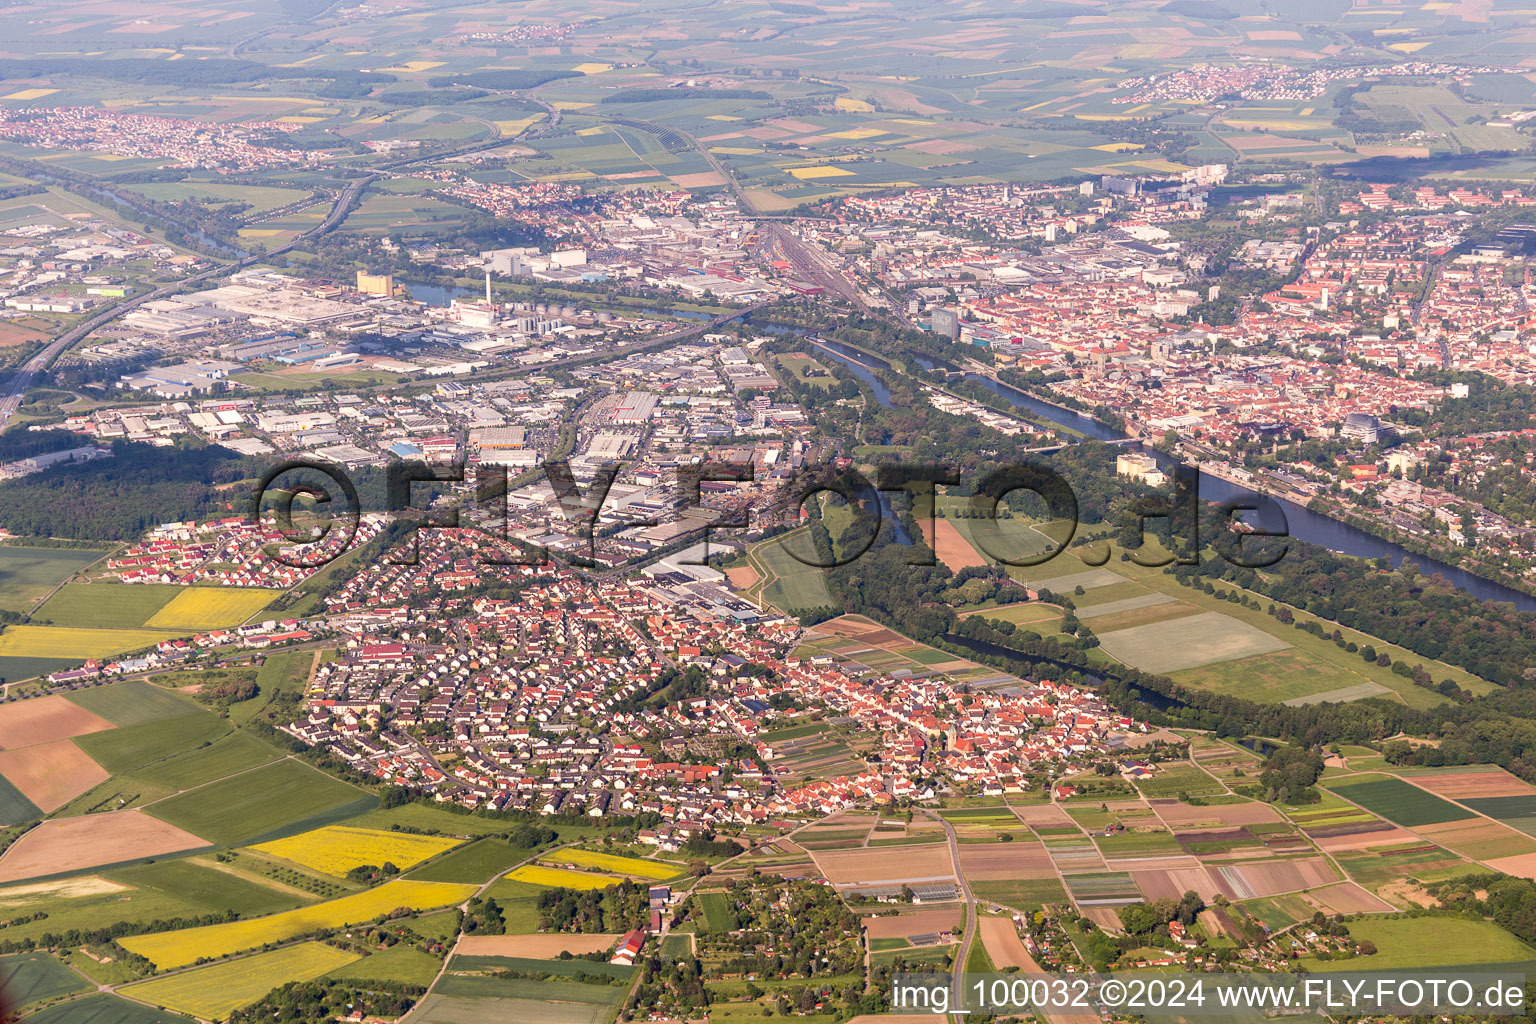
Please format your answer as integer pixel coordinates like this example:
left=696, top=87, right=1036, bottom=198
left=0, top=545, right=106, bottom=614
left=110, top=858, right=308, bottom=918
left=65, top=680, right=201, bottom=725
left=0, top=773, right=41, bottom=825
left=0, top=952, right=91, bottom=1011
left=74, top=710, right=228, bottom=776
left=697, top=890, right=737, bottom=932
left=18, top=994, right=195, bottom=1024
left=408, top=994, right=607, bottom=1024
left=32, top=583, right=181, bottom=629
left=126, top=181, right=310, bottom=214
left=1096, top=610, right=1291, bottom=675
left=447, top=956, right=634, bottom=982
left=345, top=801, right=516, bottom=838
left=120, top=942, right=358, bottom=1019
left=969, top=877, right=1067, bottom=910
left=1132, top=763, right=1227, bottom=799
left=327, top=942, right=443, bottom=986
left=146, top=758, right=375, bottom=846
left=433, top=973, right=625, bottom=1004
left=1304, top=916, right=1536, bottom=971
left=408, top=838, right=528, bottom=883
left=1094, top=830, right=1185, bottom=857
left=1463, top=795, right=1536, bottom=836
left=744, top=529, right=834, bottom=614
left=129, top=730, right=285, bottom=792
left=1325, top=775, right=1475, bottom=827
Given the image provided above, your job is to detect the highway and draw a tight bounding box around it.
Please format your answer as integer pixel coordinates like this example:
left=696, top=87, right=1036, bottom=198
left=0, top=171, right=376, bottom=431
left=0, top=97, right=548, bottom=432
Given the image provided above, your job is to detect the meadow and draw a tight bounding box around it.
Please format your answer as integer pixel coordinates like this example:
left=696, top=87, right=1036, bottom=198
left=74, top=710, right=228, bottom=776
left=326, top=942, right=443, bottom=986
left=1303, top=916, right=1536, bottom=971
left=120, top=942, right=359, bottom=1019
left=1133, top=763, right=1227, bottom=799
left=111, top=858, right=307, bottom=918
left=120, top=879, right=478, bottom=968
left=252, top=824, right=463, bottom=877
left=744, top=528, right=834, bottom=614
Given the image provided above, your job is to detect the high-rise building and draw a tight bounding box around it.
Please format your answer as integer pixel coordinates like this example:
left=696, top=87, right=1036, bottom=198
left=931, top=307, right=960, bottom=340
left=355, top=271, right=394, bottom=297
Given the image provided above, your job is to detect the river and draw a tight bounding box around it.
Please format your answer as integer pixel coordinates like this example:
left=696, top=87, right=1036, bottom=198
left=807, top=336, right=1536, bottom=610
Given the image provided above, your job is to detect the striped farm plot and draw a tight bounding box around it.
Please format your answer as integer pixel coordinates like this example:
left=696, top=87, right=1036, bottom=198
left=1323, top=774, right=1475, bottom=828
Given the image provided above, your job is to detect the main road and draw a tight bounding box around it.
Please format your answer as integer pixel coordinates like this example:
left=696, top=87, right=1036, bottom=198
left=0, top=170, right=375, bottom=431
left=0, top=100, right=552, bottom=432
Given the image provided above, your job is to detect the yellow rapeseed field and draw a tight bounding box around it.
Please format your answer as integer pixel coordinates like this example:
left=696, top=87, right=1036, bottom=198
left=251, top=825, right=462, bottom=877
left=121, top=879, right=477, bottom=968
left=504, top=865, right=626, bottom=890
left=0, top=625, right=178, bottom=658
left=119, top=942, right=358, bottom=1018
left=787, top=165, right=856, bottom=179
left=544, top=849, right=681, bottom=881
left=144, top=587, right=284, bottom=629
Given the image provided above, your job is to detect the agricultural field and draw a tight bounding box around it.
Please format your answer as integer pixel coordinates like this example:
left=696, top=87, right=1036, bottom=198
left=540, top=848, right=682, bottom=880
left=0, top=544, right=106, bottom=615
left=502, top=864, right=626, bottom=890
left=143, top=587, right=284, bottom=629
left=64, top=680, right=199, bottom=725
left=969, top=876, right=1068, bottom=910
left=742, top=528, right=833, bottom=614
left=0, top=808, right=210, bottom=883
left=145, top=758, right=375, bottom=846
left=407, top=838, right=530, bottom=884
left=1131, top=763, right=1227, bottom=799
left=251, top=825, right=463, bottom=877
left=72, top=708, right=226, bottom=776
left=111, top=858, right=307, bottom=918
left=327, top=941, right=443, bottom=986
left=1096, top=611, right=1292, bottom=675
left=30, top=582, right=180, bottom=629
left=121, top=879, right=479, bottom=968
left=1303, top=916, right=1536, bottom=971
left=414, top=959, right=632, bottom=1024
left=19, top=994, right=196, bottom=1024
left=0, top=737, right=107, bottom=812
left=0, top=952, right=91, bottom=1012
left=455, top=935, right=618, bottom=958
left=1324, top=774, right=1476, bottom=827
left=697, top=890, right=738, bottom=933
left=0, top=625, right=180, bottom=661
left=119, top=942, right=359, bottom=1019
